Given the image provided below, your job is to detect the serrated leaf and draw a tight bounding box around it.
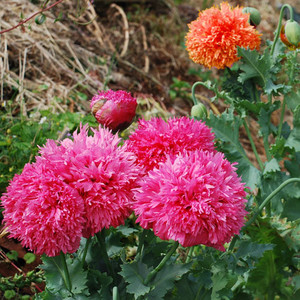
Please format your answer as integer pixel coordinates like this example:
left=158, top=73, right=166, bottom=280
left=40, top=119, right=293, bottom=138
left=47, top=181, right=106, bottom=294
left=237, top=48, right=270, bottom=88
left=211, top=264, right=235, bottom=300
left=119, top=262, right=151, bottom=299
left=146, top=263, right=192, bottom=299
left=286, top=106, right=300, bottom=151
left=41, top=255, right=89, bottom=297
left=286, top=91, right=300, bottom=111
left=257, top=102, right=280, bottom=137
left=205, top=111, right=261, bottom=189
left=172, top=274, right=211, bottom=300
left=263, top=158, right=280, bottom=176
left=41, top=256, right=72, bottom=298
left=284, top=152, right=300, bottom=177
left=235, top=241, right=274, bottom=260
left=87, top=269, right=112, bottom=298
left=117, top=225, right=139, bottom=237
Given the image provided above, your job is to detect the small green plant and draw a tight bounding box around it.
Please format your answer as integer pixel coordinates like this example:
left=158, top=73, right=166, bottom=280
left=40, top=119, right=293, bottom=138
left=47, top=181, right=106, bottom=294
left=0, top=107, right=97, bottom=193
left=169, top=77, right=191, bottom=101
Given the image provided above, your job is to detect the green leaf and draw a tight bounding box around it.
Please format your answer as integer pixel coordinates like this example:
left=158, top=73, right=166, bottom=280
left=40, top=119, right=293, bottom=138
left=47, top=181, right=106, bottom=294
left=146, top=263, right=191, bottom=299
left=86, top=269, right=112, bottom=299
left=35, top=14, right=46, bottom=25
left=6, top=250, right=18, bottom=261
left=284, top=152, right=300, bottom=177
left=211, top=264, right=235, bottom=300
left=257, top=102, right=280, bottom=137
left=237, top=48, right=283, bottom=95
left=205, top=111, right=261, bottom=189
left=54, top=11, right=63, bottom=23
left=263, top=158, right=280, bottom=176
left=235, top=241, right=274, bottom=260
left=119, top=261, right=151, bottom=299
left=286, top=91, right=300, bottom=111
left=286, top=106, right=300, bottom=151
left=237, top=48, right=270, bottom=88
left=24, top=253, right=36, bottom=264
left=41, top=255, right=89, bottom=297
left=117, top=225, right=139, bottom=237
left=173, top=273, right=212, bottom=300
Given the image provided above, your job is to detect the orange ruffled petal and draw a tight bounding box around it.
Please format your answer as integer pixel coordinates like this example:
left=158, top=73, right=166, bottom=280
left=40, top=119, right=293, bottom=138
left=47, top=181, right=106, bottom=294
left=186, top=2, right=262, bottom=69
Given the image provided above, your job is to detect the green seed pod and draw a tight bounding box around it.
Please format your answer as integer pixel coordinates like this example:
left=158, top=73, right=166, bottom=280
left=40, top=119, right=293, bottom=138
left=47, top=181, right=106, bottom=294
left=191, top=103, right=208, bottom=119
left=242, top=7, right=261, bottom=27
left=285, top=20, right=300, bottom=47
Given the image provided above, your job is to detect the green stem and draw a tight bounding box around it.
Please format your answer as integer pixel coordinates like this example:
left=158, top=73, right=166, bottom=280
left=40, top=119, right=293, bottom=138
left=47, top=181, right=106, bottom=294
left=277, top=97, right=287, bottom=138
left=135, top=229, right=147, bottom=261
left=278, top=51, right=298, bottom=138
left=191, top=81, right=204, bottom=105
left=60, top=252, right=72, bottom=292
left=229, top=178, right=300, bottom=251
left=186, top=246, right=195, bottom=263
left=112, top=286, right=118, bottom=300
left=271, top=4, right=294, bottom=56
left=144, top=241, right=179, bottom=285
left=96, top=231, right=116, bottom=282
left=243, top=119, right=264, bottom=170
left=81, top=237, right=91, bottom=265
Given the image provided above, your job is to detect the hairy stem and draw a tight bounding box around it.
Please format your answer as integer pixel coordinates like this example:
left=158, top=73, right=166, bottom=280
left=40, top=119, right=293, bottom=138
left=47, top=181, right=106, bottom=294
left=96, top=230, right=116, bottom=282
left=229, top=178, right=300, bottom=251
left=270, top=4, right=294, bottom=56
left=144, top=241, right=179, bottom=285
left=243, top=119, right=264, bottom=170
left=60, top=252, right=72, bottom=292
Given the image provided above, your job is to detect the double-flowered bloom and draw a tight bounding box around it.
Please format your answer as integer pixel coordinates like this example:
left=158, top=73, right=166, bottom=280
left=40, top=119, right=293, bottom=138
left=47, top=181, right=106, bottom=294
left=185, top=2, right=261, bottom=69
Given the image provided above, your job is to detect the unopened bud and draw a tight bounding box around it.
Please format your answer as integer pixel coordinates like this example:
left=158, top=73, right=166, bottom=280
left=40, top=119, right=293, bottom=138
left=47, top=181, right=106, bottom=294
left=90, top=90, right=137, bottom=133
left=242, top=7, right=261, bottom=27
left=285, top=20, right=300, bottom=47
left=280, top=22, right=300, bottom=50
left=191, top=103, right=208, bottom=119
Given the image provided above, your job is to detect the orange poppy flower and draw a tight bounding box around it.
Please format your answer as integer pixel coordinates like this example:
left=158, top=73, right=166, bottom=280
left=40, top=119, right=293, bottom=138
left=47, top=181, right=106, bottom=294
left=186, top=2, right=262, bottom=69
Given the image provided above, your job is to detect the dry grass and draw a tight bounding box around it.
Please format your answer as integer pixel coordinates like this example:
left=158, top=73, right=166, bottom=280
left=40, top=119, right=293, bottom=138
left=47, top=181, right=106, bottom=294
left=0, top=0, right=194, bottom=116
left=0, top=0, right=299, bottom=118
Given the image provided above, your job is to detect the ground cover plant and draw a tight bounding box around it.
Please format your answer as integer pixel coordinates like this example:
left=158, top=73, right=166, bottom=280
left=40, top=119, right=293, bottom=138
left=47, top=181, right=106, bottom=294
left=0, top=0, right=300, bottom=299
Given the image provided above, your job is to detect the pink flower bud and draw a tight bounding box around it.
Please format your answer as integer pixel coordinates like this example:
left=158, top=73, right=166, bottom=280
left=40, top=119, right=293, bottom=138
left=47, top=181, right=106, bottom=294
left=90, top=89, right=137, bottom=132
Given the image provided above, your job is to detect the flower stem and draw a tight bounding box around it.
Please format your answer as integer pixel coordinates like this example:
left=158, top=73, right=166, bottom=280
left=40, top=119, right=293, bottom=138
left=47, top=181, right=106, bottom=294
left=229, top=178, right=300, bottom=251
left=112, top=286, right=118, bottom=300
left=60, top=252, right=72, bottom=292
left=242, top=119, right=264, bottom=170
left=278, top=51, right=298, bottom=138
left=81, top=237, right=91, bottom=265
left=185, top=246, right=195, bottom=263
left=191, top=82, right=204, bottom=105
left=144, top=241, right=179, bottom=285
left=135, top=229, right=147, bottom=261
left=96, top=230, right=117, bottom=282
left=271, top=4, right=294, bottom=56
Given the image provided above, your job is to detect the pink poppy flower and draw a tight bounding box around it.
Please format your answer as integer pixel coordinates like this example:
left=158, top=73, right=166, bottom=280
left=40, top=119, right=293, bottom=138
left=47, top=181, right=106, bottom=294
left=40, top=125, right=141, bottom=238
left=134, top=150, right=247, bottom=251
left=126, top=117, right=215, bottom=173
left=1, top=160, right=85, bottom=257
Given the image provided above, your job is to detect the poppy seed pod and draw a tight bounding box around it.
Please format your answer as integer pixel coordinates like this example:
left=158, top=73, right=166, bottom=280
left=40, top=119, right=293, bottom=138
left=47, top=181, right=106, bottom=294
left=90, top=90, right=137, bottom=132
left=242, top=7, right=261, bottom=27
left=284, top=20, right=300, bottom=47
left=191, top=103, right=208, bottom=119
